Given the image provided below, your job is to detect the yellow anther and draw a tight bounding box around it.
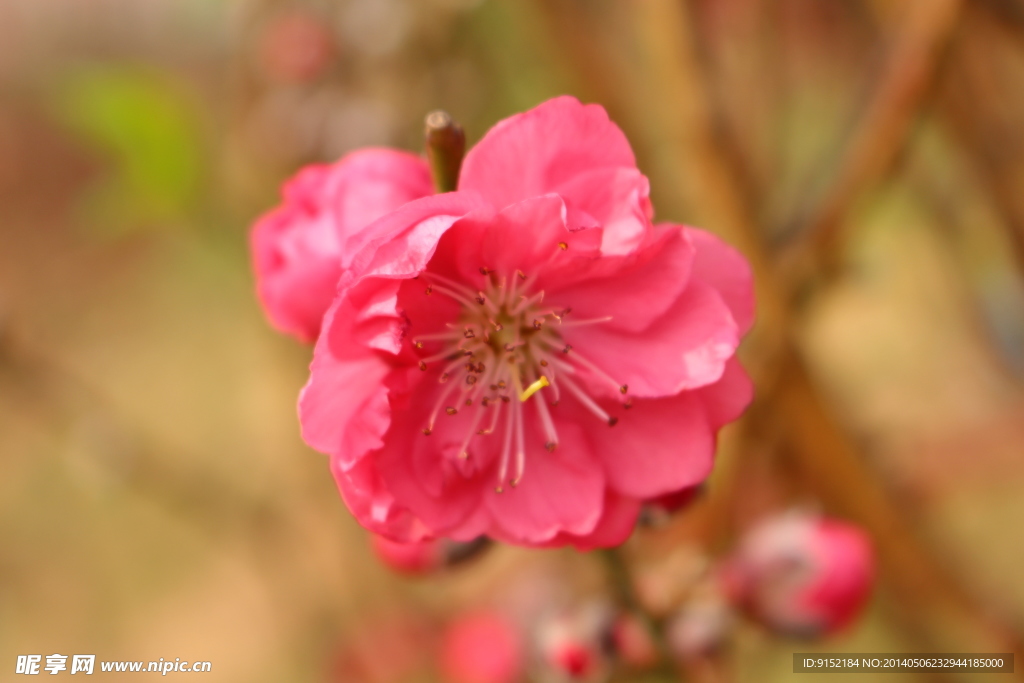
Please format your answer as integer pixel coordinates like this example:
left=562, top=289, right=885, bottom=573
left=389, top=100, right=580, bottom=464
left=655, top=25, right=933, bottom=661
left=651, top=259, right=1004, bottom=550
left=518, top=375, right=550, bottom=402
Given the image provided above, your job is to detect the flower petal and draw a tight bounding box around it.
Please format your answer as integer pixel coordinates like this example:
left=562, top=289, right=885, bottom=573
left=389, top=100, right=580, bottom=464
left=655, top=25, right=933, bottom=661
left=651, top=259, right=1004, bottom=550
left=546, top=226, right=694, bottom=333
left=540, top=492, right=642, bottom=550
left=484, top=418, right=605, bottom=544
left=582, top=392, right=716, bottom=499
left=683, top=226, right=755, bottom=335
left=299, top=279, right=402, bottom=463
left=563, top=281, right=740, bottom=398
left=696, top=356, right=753, bottom=429
left=459, top=96, right=637, bottom=209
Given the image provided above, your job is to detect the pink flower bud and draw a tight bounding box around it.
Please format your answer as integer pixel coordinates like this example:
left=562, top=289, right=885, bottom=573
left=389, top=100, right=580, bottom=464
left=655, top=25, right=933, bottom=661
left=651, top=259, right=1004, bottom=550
left=609, top=613, right=658, bottom=669
left=441, top=611, right=522, bottom=683
left=537, top=603, right=614, bottom=681
left=724, top=512, right=874, bottom=637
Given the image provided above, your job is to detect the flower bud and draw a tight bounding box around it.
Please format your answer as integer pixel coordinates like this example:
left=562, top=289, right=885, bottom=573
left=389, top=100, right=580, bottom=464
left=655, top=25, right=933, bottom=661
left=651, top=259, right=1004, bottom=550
left=723, top=512, right=874, bottom=637
left=441, top=611, right=522, bottom=683
left=665, top=593, right=733, bottom=660
left=370, top=534, right=491, bottom=575
left=537, top=603, right=614, bottom=681
left=608, top=613, right=658, bottom=669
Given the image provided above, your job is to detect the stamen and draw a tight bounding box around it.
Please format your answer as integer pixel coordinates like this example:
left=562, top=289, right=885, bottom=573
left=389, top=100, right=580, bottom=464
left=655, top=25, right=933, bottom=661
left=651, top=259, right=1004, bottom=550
left=549, top=347, right=627, bottom=397
left=457, top=403, right=488, bottom=459
left=556, top=316, right=613, bottom=328
left=510, top=291, right=545, bottom=316
left=558, top=241, right=568, bottom=250
left=496, top=401, right=515, bottom=493
left=531, top=374, right=560, bottom=451
left=559, top=373, right=617, bottom=426
left=480, top=396, right=503, bottom=434
left=512, top=399, right=526, bottom=487
left=423, top=272, right=480, bottom=301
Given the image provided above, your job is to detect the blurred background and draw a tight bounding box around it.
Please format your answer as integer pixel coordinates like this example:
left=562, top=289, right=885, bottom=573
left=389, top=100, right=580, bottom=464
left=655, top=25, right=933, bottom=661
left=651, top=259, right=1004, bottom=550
left=2, top=0, right=1024, bottom=681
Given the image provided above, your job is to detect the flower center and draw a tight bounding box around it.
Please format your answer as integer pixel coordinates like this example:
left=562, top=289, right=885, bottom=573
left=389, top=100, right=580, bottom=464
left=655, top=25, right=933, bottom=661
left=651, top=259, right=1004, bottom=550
left=411, top=268, right=629, bottom=493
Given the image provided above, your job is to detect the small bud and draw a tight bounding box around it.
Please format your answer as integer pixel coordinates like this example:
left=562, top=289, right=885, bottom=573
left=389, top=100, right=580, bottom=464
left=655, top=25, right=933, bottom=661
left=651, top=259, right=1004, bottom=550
left=537, top=603, right=614, bottom=681
left=722, top=511, right=875, bottom=637
left=425, top=110, right=466, bottom=194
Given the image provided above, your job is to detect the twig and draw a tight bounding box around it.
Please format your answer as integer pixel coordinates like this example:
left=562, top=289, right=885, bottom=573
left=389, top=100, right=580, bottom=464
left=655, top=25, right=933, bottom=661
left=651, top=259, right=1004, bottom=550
left=777, top=0, right=964, bottom=274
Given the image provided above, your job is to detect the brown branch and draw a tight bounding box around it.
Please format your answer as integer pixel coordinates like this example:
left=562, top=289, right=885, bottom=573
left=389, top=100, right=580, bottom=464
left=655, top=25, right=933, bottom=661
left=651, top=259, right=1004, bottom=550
left=535, top=0, right=1024, bottom=666
left=779, top=0, right=964, bottom=273
left=938, top=4, right=1024, bottom=276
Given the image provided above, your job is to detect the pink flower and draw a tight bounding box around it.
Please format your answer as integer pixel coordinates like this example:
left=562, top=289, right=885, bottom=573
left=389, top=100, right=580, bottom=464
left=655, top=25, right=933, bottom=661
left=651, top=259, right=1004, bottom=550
left=299, top=96, right=754, bottom=548
left=722, top=512, right=875, bottom=637
left=440, top=611, right=522, bottom=683
left=251, top=148, right=433, bottom=342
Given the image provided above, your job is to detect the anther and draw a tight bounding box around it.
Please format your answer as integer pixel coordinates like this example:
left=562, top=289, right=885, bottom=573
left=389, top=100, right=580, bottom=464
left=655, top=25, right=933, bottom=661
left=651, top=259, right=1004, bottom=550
left=532, top=319, right=544, bottom=330
left=475, top=293, right=486, bottom=305
left=440, top=372, right=450, bottom=383
left=545, top=442, right=557, bottom=452
left=479, top=266, right=493, bottom=275
left=489, top=319, right=503, bottom=331
left=516, top=270, right=527, bottom=280
left=422, top=427, right=432, bottom=436
left=540, top=359, right=548, bottom=367
left=463, top=328, right=475, bottom=339
left=497, top=380, right=507, bottom=389
left=620, top=384, right=628, bottom=394
left=465, top=398, right=473, bottom=406
left=558, top=242, right=568, bottom=250
left=500, top=396, right=510, bottom=403
left=563, top=344, right=572, bottom=353
left=414, top=340, right=424, bottom=349
left=446, top=407, right=458, bottom=416
left=608, top=416, right=619, bottom=427
left=482, top=397, right=491, bottom=407
left=418, top=361, right=427, bottom=371
left=624, top=399, right=633, bottom=410
left=425, top=285, right=433, bottom=295
left=466, top=375, right=478, bottom=385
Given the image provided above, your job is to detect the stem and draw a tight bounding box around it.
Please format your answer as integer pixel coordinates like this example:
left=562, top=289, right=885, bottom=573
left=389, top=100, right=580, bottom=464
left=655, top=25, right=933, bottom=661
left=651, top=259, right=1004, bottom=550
left=424, top=110, right=466, bottom=193
left=599, top=548, right=679, bottom=681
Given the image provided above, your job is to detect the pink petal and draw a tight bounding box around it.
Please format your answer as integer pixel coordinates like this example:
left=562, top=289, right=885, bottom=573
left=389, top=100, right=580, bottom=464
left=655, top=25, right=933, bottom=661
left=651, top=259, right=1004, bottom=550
left=580, top=392, right=716, bottom=499
left=251, top=204, right=340, bottom=342
left=345, top=191, right=490, bottom=280
left=547, top=226, right=695, bottom=333
left=333, top=457, right=429, bottom=542
left=251, top=150, right=432, bottom=343
left=683, top=226, right=756, bottom=335
left=564, top=281, right=740, bottom=398
left=541, top=492, right=642, bottom=550
left=483, top=419, right=605, bottom=544
left=696, top=357, right=754, bottom=429
left=554, top=167, right=653, bottom=255
left=325, top=148, right=434, bottom=269
left=459, top=96, right=637, bottom=210
left=299, top=279, right=401, bottom=463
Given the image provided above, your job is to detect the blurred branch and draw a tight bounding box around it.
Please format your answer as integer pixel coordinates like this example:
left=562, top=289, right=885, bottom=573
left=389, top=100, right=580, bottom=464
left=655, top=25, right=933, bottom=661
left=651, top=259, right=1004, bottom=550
left=778, top=0, right=963, bottom=277
left=533, top=0, right=1024, bottom=665
left=937, top=6, right=1024, bottom=275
